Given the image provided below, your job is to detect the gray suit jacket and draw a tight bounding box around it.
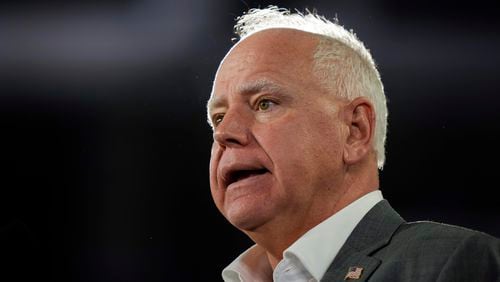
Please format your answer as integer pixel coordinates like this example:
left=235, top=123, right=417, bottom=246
left=322, top=200, right=500, bottom=281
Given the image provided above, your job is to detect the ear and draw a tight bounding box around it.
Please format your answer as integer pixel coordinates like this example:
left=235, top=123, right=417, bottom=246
left=343, top=97, right=376, bottom=165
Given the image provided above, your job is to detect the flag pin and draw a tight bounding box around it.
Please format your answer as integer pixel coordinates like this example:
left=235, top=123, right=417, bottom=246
left=344, top=266, right=363, bottom=280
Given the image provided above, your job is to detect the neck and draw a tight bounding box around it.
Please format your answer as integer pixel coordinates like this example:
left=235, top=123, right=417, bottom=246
left=243, top=159, right=379, bottom=270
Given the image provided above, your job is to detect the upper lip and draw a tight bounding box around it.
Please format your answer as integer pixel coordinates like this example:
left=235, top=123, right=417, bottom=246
left=219, top=162, right=269, bottom=189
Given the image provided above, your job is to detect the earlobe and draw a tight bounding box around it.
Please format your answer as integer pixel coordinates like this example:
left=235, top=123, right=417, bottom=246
left=343, top=97, right=376, bottom=165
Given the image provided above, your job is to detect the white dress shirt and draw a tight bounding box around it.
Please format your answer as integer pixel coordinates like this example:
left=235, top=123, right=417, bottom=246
left=222, top=190, right=384, bottom=282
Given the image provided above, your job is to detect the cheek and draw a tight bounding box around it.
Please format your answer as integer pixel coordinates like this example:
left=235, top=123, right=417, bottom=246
left=261, top=116, right=321, bottom=155
left=209, top=144, right=223, bottom=201
left=258, top=116, right=343, bottom=181
left=257, top=124, right=315, bottom=181
left=209, top=145, right=217, bottom=177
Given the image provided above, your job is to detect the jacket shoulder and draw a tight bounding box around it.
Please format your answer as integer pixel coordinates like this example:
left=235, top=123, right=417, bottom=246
left=379, top=220, right=498, bottom=257
left=397, top=220, right=492, bottom=241
left=370, top=221, right=500, bottom=281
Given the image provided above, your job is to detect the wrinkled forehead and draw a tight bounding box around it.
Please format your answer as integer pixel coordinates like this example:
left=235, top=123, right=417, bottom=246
left=208, top=28, right=320, bottom=104
left=218, top=29, right=319, bottom=75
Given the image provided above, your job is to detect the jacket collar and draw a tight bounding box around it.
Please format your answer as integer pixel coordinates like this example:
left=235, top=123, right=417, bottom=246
left=321, top=200, right=405, bottom=281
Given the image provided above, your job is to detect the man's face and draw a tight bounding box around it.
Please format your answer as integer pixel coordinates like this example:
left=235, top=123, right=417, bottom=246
left=208, top=29, right=349, bottom=233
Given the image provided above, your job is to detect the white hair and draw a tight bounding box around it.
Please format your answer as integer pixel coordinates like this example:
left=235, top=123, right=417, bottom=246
left=234, top=6, right=388, bottom=169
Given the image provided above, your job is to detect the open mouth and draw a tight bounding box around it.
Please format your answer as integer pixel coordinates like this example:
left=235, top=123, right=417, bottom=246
left=226, top=168, right=269, bottom=187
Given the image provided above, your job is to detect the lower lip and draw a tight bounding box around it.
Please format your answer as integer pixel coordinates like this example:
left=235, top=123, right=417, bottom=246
left=226, top=172, right=272, bottom=192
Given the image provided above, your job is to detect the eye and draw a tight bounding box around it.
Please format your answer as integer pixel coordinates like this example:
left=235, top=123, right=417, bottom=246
left=212, top=114, right=224, bottom=127
left=257, top=99, right=275, bottom=111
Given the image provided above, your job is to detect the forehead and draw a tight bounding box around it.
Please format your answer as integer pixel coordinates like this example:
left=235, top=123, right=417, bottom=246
left=208, top=29, right=320, bottom=110
left=221, top=29, right=318, bottom=70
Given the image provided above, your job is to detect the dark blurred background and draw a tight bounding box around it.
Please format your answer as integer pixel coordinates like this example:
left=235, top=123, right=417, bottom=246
left=1, top=0, right=499, bottom=281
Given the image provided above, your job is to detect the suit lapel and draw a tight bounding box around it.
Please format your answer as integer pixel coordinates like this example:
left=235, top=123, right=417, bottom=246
left=322, top=248, right=381, bottom=281
left=321, top=200, right=405, bottom=281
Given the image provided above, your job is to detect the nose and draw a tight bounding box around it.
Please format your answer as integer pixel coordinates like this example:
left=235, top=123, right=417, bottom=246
left=213, top=110, right=250, bottom=148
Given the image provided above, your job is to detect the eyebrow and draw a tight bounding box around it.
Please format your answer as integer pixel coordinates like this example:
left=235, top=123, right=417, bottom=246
left=207, top=79, right=284, bottom=112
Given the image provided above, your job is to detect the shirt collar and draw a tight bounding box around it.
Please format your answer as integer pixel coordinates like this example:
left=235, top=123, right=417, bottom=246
left=222, top=190, right=384, bottom=282
left=222, top=244, right=272, bottom=282
left=284, top=190, right=383, bottom=280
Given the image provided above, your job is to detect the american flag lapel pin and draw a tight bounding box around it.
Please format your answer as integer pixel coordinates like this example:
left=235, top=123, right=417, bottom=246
left=344, top=266, right=363, bottom=280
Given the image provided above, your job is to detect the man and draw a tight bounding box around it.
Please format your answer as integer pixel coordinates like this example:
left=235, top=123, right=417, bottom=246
left=206, top=6, right=500, bottom=282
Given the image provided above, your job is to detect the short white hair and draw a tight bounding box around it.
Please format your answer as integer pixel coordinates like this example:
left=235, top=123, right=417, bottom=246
left=234, top=6, right=388, bottom=169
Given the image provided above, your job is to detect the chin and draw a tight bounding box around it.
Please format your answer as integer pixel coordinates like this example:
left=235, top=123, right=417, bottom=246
left=225, top=205, right=272, bottom=232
